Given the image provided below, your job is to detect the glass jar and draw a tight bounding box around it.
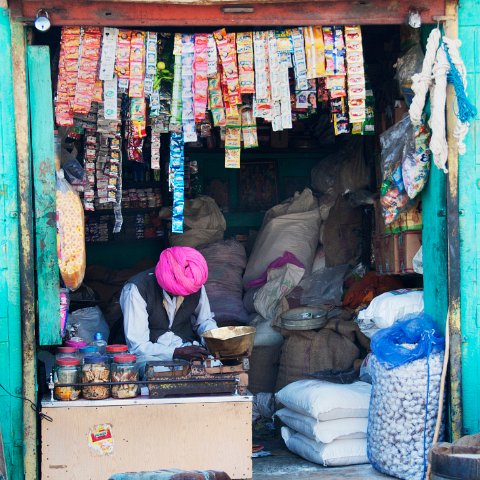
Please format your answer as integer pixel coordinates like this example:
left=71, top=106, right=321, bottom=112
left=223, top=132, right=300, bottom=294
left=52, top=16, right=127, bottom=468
left=106, top=344, right=129, bottom=363
left=78, top=345, right=99, bottom=364
left=82, top=355, right=110, bottom=400
left=64, top=337, right=87, bottom=350
left=54, top=357, right=81, bottom=401
left=111, top=354, right=139, bottom=399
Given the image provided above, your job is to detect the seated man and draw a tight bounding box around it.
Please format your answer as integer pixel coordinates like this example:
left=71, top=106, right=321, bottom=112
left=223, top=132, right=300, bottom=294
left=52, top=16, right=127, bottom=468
left=120, top=246, right=217, bottom=362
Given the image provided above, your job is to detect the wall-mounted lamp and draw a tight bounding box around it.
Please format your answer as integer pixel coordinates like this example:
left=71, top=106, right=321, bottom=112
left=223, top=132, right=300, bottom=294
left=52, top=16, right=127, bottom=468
left=34, top=9, right=51, bottom=32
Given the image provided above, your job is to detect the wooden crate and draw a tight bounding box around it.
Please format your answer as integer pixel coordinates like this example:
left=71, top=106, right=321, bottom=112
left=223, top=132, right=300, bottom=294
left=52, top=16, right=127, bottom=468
left=41, top=396, right=252, bottom=480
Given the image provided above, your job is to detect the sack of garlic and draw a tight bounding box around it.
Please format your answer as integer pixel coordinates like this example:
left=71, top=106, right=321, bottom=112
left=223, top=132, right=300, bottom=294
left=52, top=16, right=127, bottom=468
left=367, top=315, right=445, bottom=480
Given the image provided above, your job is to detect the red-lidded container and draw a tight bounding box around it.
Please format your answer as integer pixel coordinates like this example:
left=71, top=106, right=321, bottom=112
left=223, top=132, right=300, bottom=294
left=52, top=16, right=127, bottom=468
left=111, top=354, right=138, bottom=399
left=54, top=357, right=81, bottom=401
left=56, top=346, right=79, bottom=361
left=106, top=344, right=129, bottom=363
left=64, top=337, right=88, bottom=349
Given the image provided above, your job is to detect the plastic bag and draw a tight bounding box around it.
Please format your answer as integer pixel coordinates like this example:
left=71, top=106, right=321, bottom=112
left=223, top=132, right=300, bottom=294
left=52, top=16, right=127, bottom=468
left=402, top=121, right=431, bottom=199
left=288, top=265, right=349, bottom=306
left=66, top=306, right=110, bottom=344
left=413, top=246, right=423, bottom=274
left=370, top=314, right=445, bottom=369
left=379, top=116, right=414, bottom=224
left=395, top=44, right=424, bottom=93
left=56, top=169, right=86, bottom=290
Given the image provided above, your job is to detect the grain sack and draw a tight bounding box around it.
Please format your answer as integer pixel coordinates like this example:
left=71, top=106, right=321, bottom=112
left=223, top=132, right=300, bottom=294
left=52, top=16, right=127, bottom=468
left=56, top=169, right=86, bottom=290
left=275, top=316, right=370, bottom=391
left=276, top=408, right=367, bottom=443
left=276, top=379, right=371, bottom=421
left=281, top=427, right=369, bottom=466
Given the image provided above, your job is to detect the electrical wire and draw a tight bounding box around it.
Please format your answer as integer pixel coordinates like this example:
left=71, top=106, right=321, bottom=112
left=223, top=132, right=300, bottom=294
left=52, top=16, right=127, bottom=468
left=0, top=383, right=52, bottom=422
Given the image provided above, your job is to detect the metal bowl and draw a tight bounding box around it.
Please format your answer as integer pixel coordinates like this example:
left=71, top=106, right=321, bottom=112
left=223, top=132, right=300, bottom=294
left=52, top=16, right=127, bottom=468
left=280, top=306, right=329, bottom=331
left=202, top=326, right=256, bottom=359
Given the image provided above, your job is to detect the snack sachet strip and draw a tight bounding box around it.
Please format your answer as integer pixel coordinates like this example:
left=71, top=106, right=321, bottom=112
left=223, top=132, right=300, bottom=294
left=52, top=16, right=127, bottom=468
left=170, top=33, right=183, bottom=132
left=304, top=26, right=326, bottom=79
left=345, top=25, right=366, bottom=123
left=169, top=132, right=185, bottom=233
left=181, top=33, right=197, bottom=143
left=73, top=28, right=102, bottom=115
left=208, top=72, right=226, bottom=127
left=322, top=26, right=346, bottom=76
left=253, top=31, right=272, bottom=121
left=193, top=33, right=209, bottom=122
left=99, top=27, right=119, bottom=81
left=291, top=27, right=308, bottom=91
left=241, top=105, right=258, bottom=149
left=129, top=30, right=145, bottom=98
left=115, top=30, right=132, bottom=89
left=145, top=32, right=158, bottom=96
left=207, top=34, right=218, bottom=78
left=237, top=32, right=255, bottom=95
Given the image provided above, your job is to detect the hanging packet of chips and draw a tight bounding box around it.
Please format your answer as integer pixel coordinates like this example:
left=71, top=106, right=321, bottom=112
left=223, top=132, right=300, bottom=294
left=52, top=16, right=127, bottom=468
left=129, top=31, right=145, bottom=98
left=225, top=113, right=241, bottom=168
left=237, top=32, right=255, bottom=94
left=193, top=34, right=209, bottom=122
left=253, top=31, right=272, bottom=120
left=145, top=32, right=158, bottom=96
left=345, top=25, right=366, bottom=123
left=116, top=30, right=132, bottom=89
left=323, top=26, right=346, bottom=76
left=241, top=105, right=258, bottom=149
left=326, top=75, right=347, bottom=98
left=56, top=27, right=81, bottom=126
left=99, top=27, right=118, bottom=81
left=291, top=27, right=308, bottom=91
left=208, top=73, right=226, bottom=127
left=73, top=28, right=102, bottom=115
left=304, top=26, right=326, bottom=79
left=181, top=33, right=197, bottom=143
left=207, top=34, right=218, bottom=78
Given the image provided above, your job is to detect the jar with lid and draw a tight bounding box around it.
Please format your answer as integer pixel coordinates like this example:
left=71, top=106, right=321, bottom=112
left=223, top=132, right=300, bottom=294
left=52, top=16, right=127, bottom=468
left=64, top=337, right=87, bottom=350
left=56, top=346, right=78, bottom=361
left=111, top=354, right=139, bottom=399
left=106, top=344, right=129, bottom=363
left=54, top=357, right=81, bottom=401
left=82, top=355, right=110, bottom=400
left=78, top=345, right=99, bottom=363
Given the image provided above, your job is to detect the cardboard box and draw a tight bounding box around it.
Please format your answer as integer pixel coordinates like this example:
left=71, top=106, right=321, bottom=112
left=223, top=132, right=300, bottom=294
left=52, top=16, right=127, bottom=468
left=398, top=231, right=422, bottom=274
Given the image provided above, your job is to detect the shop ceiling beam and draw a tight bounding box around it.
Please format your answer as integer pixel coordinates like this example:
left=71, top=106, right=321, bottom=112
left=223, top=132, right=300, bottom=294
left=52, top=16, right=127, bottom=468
left=14, top=0, right=446, bottom=26
left=11, top=21, right=38, bottom=479
left=444, top=0, right=463, bottom=441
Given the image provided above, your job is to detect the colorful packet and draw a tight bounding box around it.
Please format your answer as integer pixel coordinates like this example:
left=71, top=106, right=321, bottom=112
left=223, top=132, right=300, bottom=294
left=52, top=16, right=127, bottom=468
left=291, top=28, right=308, bottom=91
left=241, top=106, right=258, bottom=149
left=170, top=36, right=183, bottom=131
left=169, top=132, right=185, bottom=233
left=236, top=32, right=255, bottom=95
left=207, top=34, right=218, bottom=78
left=129, top=31, right=145, bottom=98
left=181, top=33, right=197, bottom=143
left=322, top=26, right=346, bottom=76
left=304, top=26, right=326, bottom=79
left=99, top=27, right=118, bottom=81
left=145, top=32, right=158, bottom=96
left=116, top=30, right=132, bottom=89
left=345, top=25, right=366, bottom=123
left=193, top=33, right=209, bottom=122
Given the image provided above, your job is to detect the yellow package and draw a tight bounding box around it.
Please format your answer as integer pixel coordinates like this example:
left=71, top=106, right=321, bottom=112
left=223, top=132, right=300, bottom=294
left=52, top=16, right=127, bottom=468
left=56, top=169, right=86, bottom=290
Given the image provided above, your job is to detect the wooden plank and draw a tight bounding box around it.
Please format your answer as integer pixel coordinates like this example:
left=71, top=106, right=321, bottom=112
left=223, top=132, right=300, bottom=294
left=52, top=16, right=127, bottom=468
left=42, top=401, right=252, bottom=480
left=0, top=7, right=24, bottom=480
left=422, top=158, right=448, bottom=333
left=16, top=0, right=446, bottom=26
left=11, top=21, right=38, bottom=479
left=458, top=0, right=480, bottom=435
left=27, top=46, right=61, bottom=346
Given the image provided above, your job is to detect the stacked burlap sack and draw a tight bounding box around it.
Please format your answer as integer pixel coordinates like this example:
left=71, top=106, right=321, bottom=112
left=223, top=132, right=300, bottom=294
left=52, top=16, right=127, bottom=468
left=276, top=379, right=371, bottom=466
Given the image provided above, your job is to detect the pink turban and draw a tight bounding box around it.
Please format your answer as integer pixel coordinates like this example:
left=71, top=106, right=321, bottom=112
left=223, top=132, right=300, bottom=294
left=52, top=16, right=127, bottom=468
left=155, top=246, right=208, bottom=296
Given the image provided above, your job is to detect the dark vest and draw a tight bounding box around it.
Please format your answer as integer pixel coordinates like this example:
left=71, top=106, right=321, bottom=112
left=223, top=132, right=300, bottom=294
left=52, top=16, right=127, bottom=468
left=128, top=268, right=201, bottom=344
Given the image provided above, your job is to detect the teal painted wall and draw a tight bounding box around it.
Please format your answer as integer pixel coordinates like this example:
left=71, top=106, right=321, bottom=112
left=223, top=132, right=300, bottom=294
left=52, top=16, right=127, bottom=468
left=459, top=0, right=480, bottom=434
left=0, top=7, right=24, bottom=480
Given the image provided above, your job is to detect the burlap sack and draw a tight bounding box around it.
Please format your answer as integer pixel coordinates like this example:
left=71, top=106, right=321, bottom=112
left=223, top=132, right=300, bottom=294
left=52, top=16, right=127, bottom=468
left=275, top=316, right=370, bottom=391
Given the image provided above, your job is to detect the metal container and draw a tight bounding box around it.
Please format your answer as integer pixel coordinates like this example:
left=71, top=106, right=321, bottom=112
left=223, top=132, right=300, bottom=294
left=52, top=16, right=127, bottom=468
left=202, top=326, right=256, bottom=359
left=280, top=306, right=329, bottom=331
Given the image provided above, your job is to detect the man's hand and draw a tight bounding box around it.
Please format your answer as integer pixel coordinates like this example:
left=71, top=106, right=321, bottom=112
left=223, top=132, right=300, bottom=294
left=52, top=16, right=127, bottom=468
left=173, top=346, right=209, bottom=361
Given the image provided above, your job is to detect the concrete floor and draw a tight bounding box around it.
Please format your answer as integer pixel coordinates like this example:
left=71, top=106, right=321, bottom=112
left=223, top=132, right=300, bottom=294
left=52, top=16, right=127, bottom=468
left=252, top=434, right=393, bottom=480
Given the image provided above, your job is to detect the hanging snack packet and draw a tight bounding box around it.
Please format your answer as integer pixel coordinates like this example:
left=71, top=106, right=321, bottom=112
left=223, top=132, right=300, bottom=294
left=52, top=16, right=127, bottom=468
left=241, top=106, right=258, bottom=149
left=145, top=32, right=158, bottom=96
left=193, top=33, right=209, bottom=122
left=129, top=31, right=145, bottom=98
left=181, top=33, right=197, bottom=143
left=323, top=26, right=346, bottom=76
left=345, top=25, right=366, bottom=123
left=99, top=27, right=119, bottom=81
left=237, top=32, right=255, bottom=94
left=170, top=36, right=183, bottom=131
left=115, top=30, right=132, bottom=89
left=291, top=27, right=308, bottom=91
left=207, top=34, right=218, bottom=78
left=253, top=31, right=272, bottom=120
left=304, top=26, right=326, bottom=79
left=56, top=169, right=86, bottom=291
left=169, top=132, right=185, bottom=233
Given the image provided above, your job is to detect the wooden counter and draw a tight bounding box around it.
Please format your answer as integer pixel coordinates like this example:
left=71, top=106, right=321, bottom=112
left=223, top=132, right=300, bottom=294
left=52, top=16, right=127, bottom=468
left=41, top=395, right=253, bottom=480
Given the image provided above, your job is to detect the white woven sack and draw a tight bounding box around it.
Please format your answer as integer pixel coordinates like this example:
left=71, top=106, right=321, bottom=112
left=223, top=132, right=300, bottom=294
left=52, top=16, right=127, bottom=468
left=276, top=380, right=371, bottom=421
left=281, top=427, right=368, bottom=467
left=276, top=408, right=367, bottom=444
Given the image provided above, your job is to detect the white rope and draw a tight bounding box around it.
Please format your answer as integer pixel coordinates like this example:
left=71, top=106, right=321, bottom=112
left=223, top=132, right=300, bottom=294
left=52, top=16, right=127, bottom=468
left=409, top=28, right=442, bottom=125
left=429, top=46, right=450, bottom=173
left=443, top=36, right=470, bottom=155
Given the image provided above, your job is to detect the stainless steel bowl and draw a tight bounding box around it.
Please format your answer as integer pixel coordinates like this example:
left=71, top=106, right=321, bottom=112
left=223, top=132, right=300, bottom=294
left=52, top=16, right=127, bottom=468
left=202, top=326, right=256, bottom=358
left=280, top=306, right=329, bottom=331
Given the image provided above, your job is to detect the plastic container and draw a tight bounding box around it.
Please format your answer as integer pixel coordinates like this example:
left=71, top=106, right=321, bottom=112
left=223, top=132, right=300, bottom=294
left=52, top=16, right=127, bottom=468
left=82, top=355, right=110, bottom=400
left=78, top=345, right=99, bottom=363
left=111, top=354, right=139, bottom=399
left=106, top=344, right=129, bottom=363
left=65, top=337, right=88, bottom=349
left=89, top=332, right=107, bottom=355
left=54, top=357, right=81, bottom=401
